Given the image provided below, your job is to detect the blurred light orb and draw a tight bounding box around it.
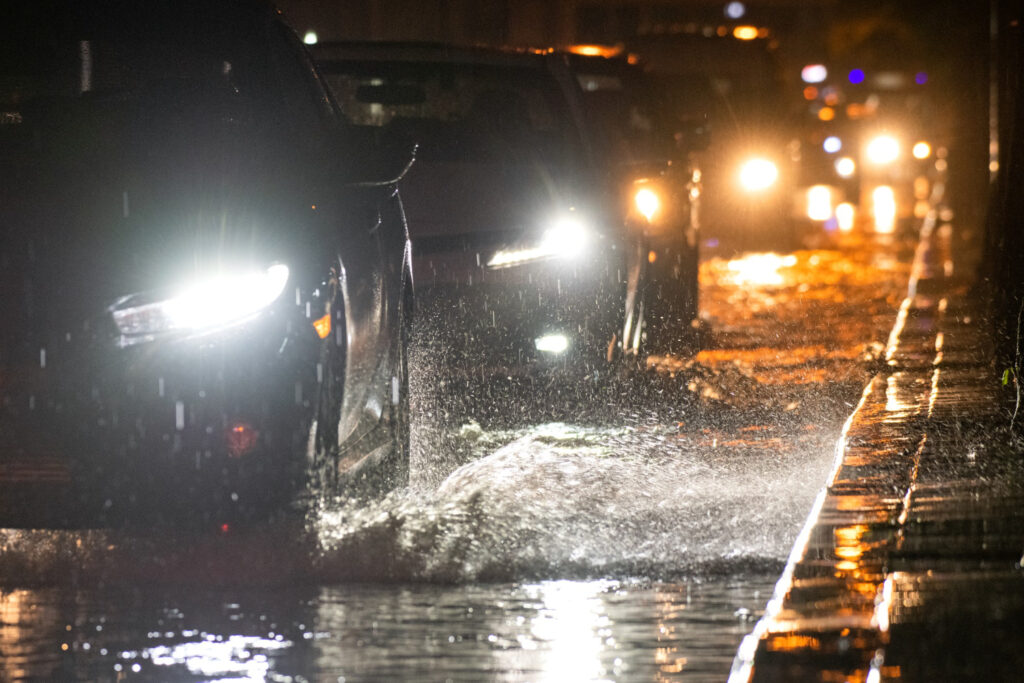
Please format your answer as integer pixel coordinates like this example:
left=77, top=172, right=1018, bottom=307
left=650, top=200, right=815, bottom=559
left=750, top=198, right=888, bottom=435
left=848, top=68, right=866, bottom=85
left=806, top=185, right=833, bottom=221
left=823, top=136, right=842, bottom=153
left=835, top=156, right=856, bottom=177
left=801, top=64, right=827, bottom=83
left=872, top=185, right=897, bottom=233
left=866, top=135, right=900, bottom=164
left=725, top=2, right=746, bottom=19
left=302, top=30, right=318, bottom=45
left=733, top=26, right=758, bottom=40
left=915, top=71, right=928, bottom=85
left=817, top=106, right=835, bottom=122
left=739, top=158, right=779, bottom=191
left=836, top=202, right=855, bottom=232
left=912, top=141, right=932, bottom=159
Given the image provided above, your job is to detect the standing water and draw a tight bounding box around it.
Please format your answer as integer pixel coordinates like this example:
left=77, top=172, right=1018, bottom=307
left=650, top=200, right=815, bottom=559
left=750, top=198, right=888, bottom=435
left=0, top=233, right=913, bottom=681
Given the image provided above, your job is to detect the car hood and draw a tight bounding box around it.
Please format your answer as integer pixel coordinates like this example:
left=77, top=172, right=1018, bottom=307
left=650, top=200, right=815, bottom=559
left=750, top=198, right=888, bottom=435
left=398, top=159, right=600, bottom=244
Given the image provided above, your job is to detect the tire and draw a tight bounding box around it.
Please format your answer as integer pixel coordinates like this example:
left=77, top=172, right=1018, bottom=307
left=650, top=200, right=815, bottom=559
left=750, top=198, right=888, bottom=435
left=311, top=267, right=345, bottom=499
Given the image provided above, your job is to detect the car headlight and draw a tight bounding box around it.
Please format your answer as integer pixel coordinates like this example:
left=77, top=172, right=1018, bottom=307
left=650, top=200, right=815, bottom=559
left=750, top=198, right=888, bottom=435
left=866, top=135, right=900, bottom=164
left=634, top=187, right=661, bottom=222
left=738, top=158, right=779, bottom=192
left=110, top=263, right=290, bottom=342
left=487, top=215, right=589, bottom=268
left=835, top=156, right=856, bottom=178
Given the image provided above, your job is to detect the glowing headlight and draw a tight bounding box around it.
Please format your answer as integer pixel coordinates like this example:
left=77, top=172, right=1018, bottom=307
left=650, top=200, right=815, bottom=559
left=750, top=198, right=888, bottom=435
left=738, top=158, right=779, bottom=192
left=912, top=141, right=931, bottom=159
left=487, top=216, right=589, bottom=268
left=634, top=187, right=661, bottom=222
left=806, top=185, right=833, bottom=221
left=872, top=185, right=897, bottom=233
left=866, top=135, right=900, bottom=164
left=535, top=334, right=569, bottom=354
left=835, top=156, right=856, bottom=178
left=111, top=264, right=290, bottom=340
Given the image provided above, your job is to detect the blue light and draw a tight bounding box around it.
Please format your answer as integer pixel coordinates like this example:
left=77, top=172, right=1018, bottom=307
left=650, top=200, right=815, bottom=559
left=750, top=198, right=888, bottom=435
left=725, top=2, right=746, bottom=19
left=915, top=71, right=928, bottom=85
left=848, top=69, right=865, bottom=85
left=823, top=136, right=842, bottom=153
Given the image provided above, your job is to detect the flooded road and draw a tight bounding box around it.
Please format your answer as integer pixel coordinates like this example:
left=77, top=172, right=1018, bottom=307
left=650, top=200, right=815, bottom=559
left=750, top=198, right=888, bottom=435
left=0, top=230, right=915, bottom=681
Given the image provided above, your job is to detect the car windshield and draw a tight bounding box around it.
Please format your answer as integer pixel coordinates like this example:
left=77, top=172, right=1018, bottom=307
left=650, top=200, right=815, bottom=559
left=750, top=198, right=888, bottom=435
left=574, top=67, right=676, bottom=164
left=319, top=59, right=584, bottom=167
left=1, top=1, right=330, bottom=159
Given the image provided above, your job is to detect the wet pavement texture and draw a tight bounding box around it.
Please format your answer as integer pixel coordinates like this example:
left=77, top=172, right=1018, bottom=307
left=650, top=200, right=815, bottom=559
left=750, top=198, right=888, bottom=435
left=730, top=215, right=1024, bottom=681
left=0, top=225, right=922, bottom=681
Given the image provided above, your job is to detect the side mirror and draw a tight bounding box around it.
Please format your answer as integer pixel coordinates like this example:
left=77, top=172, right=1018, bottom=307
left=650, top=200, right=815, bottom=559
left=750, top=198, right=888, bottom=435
left=339, top=124, right=418, bottom=186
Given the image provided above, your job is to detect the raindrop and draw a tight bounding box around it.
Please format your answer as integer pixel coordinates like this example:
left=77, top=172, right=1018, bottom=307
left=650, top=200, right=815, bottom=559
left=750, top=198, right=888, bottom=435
left=175, top=401, right=185, bottom=430
left=158, top=377, right=165, bottom=397
left=39, top=348, right=46, bottom=368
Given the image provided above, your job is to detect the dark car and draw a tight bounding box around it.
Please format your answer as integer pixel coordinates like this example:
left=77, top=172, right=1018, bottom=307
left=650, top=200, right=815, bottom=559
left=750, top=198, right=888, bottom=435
left=0, top=1, right=414, bottom=524
left=566, top=49, right=702, bottom=350
left=627, top=30, right=803, bottom=249
left=312, top=43, right=648, bottom=374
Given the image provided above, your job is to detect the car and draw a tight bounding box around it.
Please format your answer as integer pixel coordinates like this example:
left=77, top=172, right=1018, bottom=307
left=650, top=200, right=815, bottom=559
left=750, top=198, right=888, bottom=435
left=312, top=42, right=649, bottom=375
left=0, top=0, right=414, bottom=524
left=627, top=29, right=803, bottom=250
left=566, top=47, right=703, bottom=351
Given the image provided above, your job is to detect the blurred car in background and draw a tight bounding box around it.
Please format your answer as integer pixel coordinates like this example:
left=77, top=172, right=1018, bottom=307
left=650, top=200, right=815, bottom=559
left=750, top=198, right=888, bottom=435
left=566, top=47, right=703, bottom=351
left=793, top=64, right=948, bottom=235
left=313, top=42, right=650, bottom=374
left=0, top=0, right=414, bottom=524
left=626, top=27, right=803, bottom=250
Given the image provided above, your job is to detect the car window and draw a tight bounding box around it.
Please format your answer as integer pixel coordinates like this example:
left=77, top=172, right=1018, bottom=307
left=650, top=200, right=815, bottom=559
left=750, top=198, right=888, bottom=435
left=1, top=1, right=330, bottom=157
left=575, top=68, right=675, bottom=163
left=319, top=60, right=584, bottom=166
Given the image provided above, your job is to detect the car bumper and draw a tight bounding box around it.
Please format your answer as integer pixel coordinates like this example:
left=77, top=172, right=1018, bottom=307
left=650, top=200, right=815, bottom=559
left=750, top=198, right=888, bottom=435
left=2, top=307, right=322, bottom=514
left=413, top=244, right=629, bottom=372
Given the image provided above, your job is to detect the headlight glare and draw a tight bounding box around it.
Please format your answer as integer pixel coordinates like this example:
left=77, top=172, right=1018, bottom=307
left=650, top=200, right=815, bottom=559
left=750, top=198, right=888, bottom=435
left=739, top=158, right=779, bottom=192
left=487, top=215, right=589, bottom=268
left=634, top=187, right=661, bottom=222
left=866, top=135, right=900, bottom=164
left=111, top=263, right=290, bottom=340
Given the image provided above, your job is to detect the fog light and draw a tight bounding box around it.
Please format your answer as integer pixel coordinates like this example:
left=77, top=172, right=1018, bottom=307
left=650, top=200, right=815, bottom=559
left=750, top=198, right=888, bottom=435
left=535, top=334, right=569, bottom=354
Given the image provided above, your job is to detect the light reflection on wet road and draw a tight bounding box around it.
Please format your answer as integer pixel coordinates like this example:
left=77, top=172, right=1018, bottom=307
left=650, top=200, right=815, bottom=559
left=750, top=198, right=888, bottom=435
left=0, top=231, right=915, bottom=681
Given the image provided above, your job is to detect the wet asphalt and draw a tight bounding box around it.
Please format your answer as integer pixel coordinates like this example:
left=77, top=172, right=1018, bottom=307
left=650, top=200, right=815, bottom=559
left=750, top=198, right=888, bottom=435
left=730, top=212, right=1024, bottom=681
left=0, top=219, right=946, bottom=680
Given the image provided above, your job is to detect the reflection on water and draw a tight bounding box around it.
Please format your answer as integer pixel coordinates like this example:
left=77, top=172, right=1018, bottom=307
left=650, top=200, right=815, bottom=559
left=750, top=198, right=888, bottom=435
left=1, top=577, right=777, bottom=682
